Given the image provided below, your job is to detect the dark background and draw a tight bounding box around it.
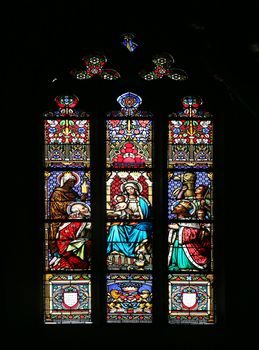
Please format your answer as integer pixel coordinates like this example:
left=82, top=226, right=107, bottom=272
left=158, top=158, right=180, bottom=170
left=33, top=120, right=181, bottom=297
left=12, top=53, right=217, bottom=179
left=5, top=1, right=259, bottom=347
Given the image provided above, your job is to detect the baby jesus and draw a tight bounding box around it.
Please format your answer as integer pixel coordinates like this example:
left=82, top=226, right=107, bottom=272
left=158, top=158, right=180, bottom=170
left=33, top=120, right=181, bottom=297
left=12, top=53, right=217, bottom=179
left=108, top=194, right=133, bottom=219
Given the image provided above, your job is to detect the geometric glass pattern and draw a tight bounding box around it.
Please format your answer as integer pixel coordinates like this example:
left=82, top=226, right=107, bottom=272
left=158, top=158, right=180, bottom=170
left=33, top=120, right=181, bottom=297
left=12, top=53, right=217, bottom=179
left=70, top=54, right=120, bottom=80
left=139, top=53, right=188, bottom=81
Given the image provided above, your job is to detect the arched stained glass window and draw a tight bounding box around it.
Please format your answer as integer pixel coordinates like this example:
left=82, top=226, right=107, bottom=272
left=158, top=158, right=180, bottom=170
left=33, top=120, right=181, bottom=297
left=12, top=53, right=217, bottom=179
left=11, top=4, right=259, bottom=347
left=40, top=31, right=220, bottom=327
left=43, top=95, right=92, bottom=324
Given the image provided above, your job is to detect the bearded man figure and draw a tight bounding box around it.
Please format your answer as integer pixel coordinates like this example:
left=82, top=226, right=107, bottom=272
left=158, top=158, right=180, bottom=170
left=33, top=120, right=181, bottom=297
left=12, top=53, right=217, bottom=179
left=49, top=172, right=88, bottom=255
left=52, top=202, right=91, bottom=270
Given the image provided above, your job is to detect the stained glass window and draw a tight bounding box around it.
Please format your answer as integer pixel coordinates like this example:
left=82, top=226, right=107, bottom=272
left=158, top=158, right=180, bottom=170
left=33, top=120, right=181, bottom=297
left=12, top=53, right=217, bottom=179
left=167, top=96, right=215, bottom=324
left=43, top=95, right=92, bottom=324
left=106, top=92, right=153, bottom=323
left=42, top=92, right=217, bottom=326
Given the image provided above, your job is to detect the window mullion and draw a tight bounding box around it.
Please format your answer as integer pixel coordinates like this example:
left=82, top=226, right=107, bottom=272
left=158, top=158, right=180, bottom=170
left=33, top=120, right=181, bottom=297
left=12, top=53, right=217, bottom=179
left=91, top=108, right=107, bottom=325
left=152, top=110, right=169, bottom=325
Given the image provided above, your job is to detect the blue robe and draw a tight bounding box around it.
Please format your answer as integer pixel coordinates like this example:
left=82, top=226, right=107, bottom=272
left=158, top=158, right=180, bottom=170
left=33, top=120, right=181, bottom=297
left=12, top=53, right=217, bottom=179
left=107, top=197, right=152, bottom=257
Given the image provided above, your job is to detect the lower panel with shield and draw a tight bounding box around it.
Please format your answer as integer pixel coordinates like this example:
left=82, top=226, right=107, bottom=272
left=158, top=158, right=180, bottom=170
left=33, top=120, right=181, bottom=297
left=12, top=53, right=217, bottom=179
left=44, top=273, right=92, bottom=324
left=168, top=274, right=215, bottom=324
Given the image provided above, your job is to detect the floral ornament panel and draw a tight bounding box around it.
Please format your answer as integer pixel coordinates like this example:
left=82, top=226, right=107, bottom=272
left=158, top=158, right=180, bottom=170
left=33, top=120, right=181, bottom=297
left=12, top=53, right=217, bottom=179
left=70, top=54, right=120, bottom=80
left=106, top=132, right=152, bottom=168
left=45, top=119, right=90, bottom=144
left=43, top=95, right=89, bottom=119
left=139, top=53, right=188, bottom=81
left=107, top=274, right=152, bottom=323
left=169, top=97, right=212, bottom=119
left=122, top=33, right=138, bottom=52
left=44, top=95, right=90, bottom=168
left=168, top=97, right=213, bottom=169
left=106, top=94, right=153, bottom=168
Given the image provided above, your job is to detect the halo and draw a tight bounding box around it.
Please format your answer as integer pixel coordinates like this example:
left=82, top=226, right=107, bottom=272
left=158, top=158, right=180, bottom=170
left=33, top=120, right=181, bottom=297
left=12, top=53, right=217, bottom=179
left=171, top=199, right=196, bottom=216
left=120, top=180, right=143, bottom=194
left=67, top=201, right=91, bottom=215
left=57, top=171, right=80, bottom=186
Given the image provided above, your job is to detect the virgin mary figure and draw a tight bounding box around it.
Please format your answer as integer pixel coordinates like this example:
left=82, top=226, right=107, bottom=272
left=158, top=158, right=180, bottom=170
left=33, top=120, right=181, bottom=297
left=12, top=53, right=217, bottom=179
left=107, top=180, right=152, bottom=262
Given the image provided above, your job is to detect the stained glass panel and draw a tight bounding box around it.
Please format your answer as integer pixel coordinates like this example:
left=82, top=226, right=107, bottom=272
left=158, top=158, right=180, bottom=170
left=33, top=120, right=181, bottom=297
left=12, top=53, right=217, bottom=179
left=168, top=96, right=213, bottom=169
left=45, top=170, right=91, bottom=219
left=44, top=119, right=90, bottom=167
left=168, top=144, right=213, bottom=169
left=44, top=274, right=92, bottom=324
left=168, top=119, right=213, bottom=144
left=43, top=95, right=90, bottom=167
left=168, top=223, right=213, bottom=272
left=168, top=170, right=213, bottom=220
left=168, top=274, right=214, bottom=324
left=45, top=222, right=92, bottom=271
left=107, top=274, right=152, bottom=323
left=106, top=119, right=152, bottom=168
left=107, top=223, right=152, bottom=271
left=106, top=170, right=152, bottom=216
left=106, top=171, right=153, bottom=270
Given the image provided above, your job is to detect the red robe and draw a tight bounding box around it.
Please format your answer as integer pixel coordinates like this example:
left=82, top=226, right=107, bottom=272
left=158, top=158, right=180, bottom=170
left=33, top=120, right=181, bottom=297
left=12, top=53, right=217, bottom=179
left=49, top=186, right=80, bottom=253
left=180, top=225, right=210, bottom=267
left=54, top=221, right=90, bottom=270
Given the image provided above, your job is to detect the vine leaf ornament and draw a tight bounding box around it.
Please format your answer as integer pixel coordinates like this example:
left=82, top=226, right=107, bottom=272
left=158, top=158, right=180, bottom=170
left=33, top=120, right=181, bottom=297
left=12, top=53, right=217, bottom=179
left=139, top=53, right=188, bottom=81
left=70, top=54, right=121, bottom=80
left=43, top=95, right=89, bottom=118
